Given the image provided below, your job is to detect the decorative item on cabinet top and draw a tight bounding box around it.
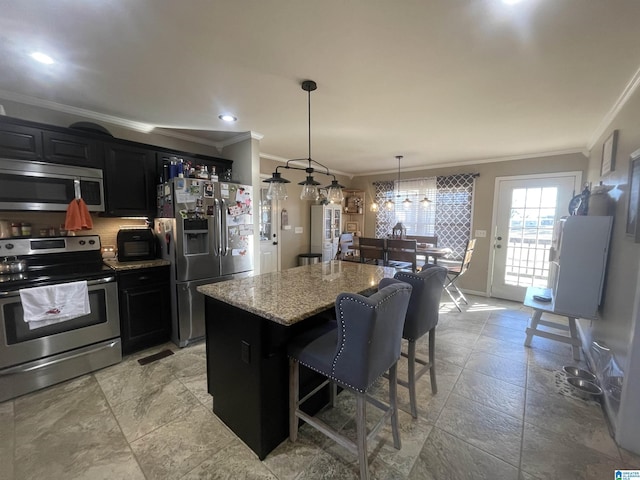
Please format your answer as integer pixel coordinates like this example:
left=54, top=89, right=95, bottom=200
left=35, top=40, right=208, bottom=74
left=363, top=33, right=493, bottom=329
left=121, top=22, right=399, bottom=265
left=344, top=194, right=364, bottom=214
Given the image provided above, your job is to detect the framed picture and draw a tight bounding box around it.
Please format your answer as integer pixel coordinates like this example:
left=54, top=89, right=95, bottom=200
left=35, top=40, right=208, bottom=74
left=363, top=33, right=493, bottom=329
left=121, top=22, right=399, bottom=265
left=345, top=222, right=358, bottom=233
left=601, top=130, right=619, bottom=176
left=626, top=148, right=640, bottom=242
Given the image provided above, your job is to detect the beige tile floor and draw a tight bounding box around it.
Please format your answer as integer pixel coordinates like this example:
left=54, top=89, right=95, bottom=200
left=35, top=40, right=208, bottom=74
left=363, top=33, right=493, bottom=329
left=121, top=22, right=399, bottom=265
left=2, top=295, right=639, bottom=479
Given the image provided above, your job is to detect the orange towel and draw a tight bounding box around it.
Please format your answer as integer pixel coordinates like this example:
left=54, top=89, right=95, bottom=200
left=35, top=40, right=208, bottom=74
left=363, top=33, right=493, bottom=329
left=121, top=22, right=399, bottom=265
left=64, top=199, right=93, bottom=231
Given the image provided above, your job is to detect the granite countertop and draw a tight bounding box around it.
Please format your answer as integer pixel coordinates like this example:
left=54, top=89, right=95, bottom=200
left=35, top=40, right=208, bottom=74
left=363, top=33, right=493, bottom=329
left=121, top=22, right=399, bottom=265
left=103, top=258, right=171, bottom=271
left=197, top=261, right=397, bottom=326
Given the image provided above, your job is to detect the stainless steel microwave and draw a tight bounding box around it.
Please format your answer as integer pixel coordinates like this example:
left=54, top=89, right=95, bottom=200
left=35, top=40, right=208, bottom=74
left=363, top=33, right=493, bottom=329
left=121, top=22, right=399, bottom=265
left=0, top=159, right=105, bottom=212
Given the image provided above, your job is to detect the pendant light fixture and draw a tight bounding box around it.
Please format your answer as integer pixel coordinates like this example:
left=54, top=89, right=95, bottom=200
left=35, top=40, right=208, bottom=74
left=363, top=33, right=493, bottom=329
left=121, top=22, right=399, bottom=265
left=263, top=80, right=345, bottom=202
left=391, top=155, right=409, bottom=238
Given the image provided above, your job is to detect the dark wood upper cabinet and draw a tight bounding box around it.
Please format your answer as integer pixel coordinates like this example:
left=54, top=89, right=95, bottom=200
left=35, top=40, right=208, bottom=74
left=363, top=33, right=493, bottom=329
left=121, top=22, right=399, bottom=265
left=104, top=143, right=157, bottom=217
left=0, top=123, right=42, bottom=161
left=42, top=130, right=103, bottom=169
left=0, top=116, right=234, bottom=218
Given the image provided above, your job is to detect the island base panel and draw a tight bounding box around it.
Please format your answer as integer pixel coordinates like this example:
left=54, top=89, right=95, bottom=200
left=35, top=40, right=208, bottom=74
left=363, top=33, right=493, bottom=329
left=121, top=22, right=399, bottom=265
left=204, top=297, right=332, bottom=459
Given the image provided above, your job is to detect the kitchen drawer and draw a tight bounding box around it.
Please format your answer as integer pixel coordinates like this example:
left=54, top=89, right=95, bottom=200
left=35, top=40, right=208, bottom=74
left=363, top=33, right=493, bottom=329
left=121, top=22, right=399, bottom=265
left=117, top=265, right=169, bottom=288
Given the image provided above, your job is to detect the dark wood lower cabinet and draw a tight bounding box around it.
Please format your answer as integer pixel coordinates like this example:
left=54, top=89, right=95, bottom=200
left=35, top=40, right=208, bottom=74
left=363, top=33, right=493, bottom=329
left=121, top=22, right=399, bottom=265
left=117, top=266, right=171, bottom=355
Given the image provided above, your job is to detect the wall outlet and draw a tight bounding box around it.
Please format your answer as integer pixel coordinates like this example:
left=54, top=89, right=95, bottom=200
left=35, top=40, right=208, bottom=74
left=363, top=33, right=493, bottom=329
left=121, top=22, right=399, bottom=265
left=475, top=230, right=487, bottom=238
left=283, top=225, right=292, bottom=230
left=294, top=226, right=303, bottom=234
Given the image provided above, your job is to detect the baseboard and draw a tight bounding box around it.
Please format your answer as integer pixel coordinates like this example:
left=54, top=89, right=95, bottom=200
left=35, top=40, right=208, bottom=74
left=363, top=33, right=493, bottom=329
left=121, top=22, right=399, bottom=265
left=458, top=289, right=488, bottom=298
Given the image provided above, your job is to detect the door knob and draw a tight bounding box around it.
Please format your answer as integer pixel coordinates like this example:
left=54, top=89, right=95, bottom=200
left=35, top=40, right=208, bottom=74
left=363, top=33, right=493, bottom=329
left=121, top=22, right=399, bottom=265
left=273, top=241, right=278, bottom=245
left=497, top=236, right=502, bottom=241
left=496, top=244, right=502, bottom=248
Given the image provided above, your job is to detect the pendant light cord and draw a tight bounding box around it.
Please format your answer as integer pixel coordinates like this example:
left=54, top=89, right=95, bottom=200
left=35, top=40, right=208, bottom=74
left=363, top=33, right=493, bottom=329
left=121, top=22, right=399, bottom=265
left=396, top=155, right=403, bottom=199
left=307, top=87, right=312, bottom=166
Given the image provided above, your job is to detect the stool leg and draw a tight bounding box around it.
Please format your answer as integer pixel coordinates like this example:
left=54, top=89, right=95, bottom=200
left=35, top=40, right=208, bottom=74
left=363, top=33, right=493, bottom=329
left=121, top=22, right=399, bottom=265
left=289, top=358, right=299, bottom=442
left=329, top=381, right=337, bottom=407
left=524, top=309, right=543, bottom=347
left=356, top=393, right=369, bottom=480
left=388, top=363, right=401, bottom=450
left=568, top=316, right=581, bottom=361
left=407, top=341, right=418, bottom=419
left=429, top=327, right=437, bottom=395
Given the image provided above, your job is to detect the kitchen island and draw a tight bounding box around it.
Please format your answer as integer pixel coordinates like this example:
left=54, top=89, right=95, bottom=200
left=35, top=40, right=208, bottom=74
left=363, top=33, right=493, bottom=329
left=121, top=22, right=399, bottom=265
left=197, top=261, right=396, bottom=459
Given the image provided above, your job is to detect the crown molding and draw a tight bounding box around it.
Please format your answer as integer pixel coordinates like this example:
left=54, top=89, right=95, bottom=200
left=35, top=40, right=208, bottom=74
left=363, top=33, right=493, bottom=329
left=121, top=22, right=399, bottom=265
left=353, top=148, right=587, bottom=177
left=0, top=89, right=262, bottom=150
left=218, top=131, right=264, bottom=146
left=152, top=128, right=224, bottom=150
left=0, top=89, right=156, bottom=132
left=588, top=64, right=640, bottom=149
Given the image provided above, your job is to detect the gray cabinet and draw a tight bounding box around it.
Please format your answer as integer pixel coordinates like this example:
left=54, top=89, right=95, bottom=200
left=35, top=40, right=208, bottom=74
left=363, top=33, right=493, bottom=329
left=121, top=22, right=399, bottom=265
left=548, top=215, right=613, bottom=319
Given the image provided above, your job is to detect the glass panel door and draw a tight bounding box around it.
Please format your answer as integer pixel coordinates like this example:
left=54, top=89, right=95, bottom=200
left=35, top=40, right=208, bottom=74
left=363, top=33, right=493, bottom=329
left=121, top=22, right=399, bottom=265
left=491, top=173, right=579, bottom=301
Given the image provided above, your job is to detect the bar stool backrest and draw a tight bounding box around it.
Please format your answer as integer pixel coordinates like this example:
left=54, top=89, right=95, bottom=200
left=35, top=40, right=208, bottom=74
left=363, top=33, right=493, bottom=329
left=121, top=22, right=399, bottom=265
left=333, top=282, right=412, bottom=391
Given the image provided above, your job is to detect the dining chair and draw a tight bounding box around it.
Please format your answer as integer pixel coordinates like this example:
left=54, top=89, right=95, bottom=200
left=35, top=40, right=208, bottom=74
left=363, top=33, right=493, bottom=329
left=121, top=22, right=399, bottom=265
left=440, top=238, right=476, bottom=311
left=336, top=233, right=355, bottom=260
left=358, top=237, right=386, bottom=265
left=380, top=266, right=447, bottom=418
left=385, top=238, right=417, bottom=272
left=288, top=282, right=412, bottom=480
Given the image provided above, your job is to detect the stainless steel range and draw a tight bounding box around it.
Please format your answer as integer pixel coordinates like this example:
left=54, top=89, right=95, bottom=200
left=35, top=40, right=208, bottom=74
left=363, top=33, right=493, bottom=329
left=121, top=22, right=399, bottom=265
left=0, top=235, right=120, bottom=402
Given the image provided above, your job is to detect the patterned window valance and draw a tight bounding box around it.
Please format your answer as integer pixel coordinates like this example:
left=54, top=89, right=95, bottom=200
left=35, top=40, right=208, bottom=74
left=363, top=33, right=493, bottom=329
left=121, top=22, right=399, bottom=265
left=373, top=173, right=477, bottom=260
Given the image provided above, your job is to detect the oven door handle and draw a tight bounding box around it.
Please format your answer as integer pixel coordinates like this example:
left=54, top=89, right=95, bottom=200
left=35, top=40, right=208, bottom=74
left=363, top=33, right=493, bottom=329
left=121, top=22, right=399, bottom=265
left=88, top=276, right=116, bottom=285
left=0, top=340, right=120, bottom=375
left=0, top=276, right=115, bottom=297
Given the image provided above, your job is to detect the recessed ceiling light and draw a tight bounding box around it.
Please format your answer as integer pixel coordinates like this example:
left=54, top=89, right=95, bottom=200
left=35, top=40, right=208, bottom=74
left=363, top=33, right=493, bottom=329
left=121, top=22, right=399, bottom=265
left=29, top=52, right=55, bottom=65
left=218, top=114, right=237, bottom=122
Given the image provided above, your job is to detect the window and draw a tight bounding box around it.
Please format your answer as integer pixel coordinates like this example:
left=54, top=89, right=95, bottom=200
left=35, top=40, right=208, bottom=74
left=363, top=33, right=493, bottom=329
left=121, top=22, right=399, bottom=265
left=373, top=174, right=476, bottom=260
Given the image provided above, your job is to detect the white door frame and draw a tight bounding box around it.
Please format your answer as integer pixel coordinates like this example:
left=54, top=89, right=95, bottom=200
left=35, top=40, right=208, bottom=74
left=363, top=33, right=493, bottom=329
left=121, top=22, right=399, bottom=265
left=488, top=171, right=582, bottom=299
left=258, top=174, right=282, bottom=274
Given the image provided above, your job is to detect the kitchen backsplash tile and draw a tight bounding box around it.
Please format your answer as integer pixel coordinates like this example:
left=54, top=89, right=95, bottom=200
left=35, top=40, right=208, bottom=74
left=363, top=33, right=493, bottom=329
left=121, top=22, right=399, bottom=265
left=0, top=211, right=147, bottom=247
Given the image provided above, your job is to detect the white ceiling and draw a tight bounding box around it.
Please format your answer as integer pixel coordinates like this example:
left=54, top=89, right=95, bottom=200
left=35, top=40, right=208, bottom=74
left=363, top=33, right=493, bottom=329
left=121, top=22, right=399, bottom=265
left=1, top=0, right=640, bottom=176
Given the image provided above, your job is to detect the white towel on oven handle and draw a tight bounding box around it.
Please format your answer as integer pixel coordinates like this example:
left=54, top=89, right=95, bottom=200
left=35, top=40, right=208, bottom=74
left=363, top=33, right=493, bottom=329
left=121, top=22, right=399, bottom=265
left=19, top=280, right=91, bottom=330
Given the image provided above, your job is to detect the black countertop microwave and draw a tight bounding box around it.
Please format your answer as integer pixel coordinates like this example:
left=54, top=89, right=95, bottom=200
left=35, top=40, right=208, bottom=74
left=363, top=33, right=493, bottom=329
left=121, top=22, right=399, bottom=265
left=117, top=228, right=158, bottom=262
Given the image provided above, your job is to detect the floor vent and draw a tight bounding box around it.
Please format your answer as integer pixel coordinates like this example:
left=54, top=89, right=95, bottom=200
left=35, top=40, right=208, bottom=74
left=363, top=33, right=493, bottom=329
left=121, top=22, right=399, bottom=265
left=137, top=349, right=174, bottom=366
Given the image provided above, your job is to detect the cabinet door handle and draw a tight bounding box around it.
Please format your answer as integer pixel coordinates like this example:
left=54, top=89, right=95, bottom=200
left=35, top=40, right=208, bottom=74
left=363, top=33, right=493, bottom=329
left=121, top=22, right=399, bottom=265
left=137, top=275, right=151, bottom=281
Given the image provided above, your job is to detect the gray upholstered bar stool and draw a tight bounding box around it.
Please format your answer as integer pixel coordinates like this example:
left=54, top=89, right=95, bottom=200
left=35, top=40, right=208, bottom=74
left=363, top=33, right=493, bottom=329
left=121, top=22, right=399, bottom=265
left=380, top=265, right=447, bottom=418
left=288, top=282, right=412, bottom=480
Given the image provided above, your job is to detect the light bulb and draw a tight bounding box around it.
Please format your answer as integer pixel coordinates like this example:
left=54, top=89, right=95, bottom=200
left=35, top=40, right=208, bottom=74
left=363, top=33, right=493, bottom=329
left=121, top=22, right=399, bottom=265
left=267, top=182, right=288, bottom=201
left=300, top=184, right=319, bottom=201
left=327, top=186, right=344, bottom=203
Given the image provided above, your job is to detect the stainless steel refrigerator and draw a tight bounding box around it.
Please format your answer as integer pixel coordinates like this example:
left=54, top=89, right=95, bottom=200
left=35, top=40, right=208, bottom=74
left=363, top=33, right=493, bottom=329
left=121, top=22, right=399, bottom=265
left=155, top=178, right=254, bottom=347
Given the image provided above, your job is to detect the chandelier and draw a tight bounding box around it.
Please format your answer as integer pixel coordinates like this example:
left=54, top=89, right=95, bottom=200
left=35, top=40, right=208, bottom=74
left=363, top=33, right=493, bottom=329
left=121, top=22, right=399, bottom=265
left=263, top=80, right=345, bottom=202
left=384, top=155, right=412, bottom=209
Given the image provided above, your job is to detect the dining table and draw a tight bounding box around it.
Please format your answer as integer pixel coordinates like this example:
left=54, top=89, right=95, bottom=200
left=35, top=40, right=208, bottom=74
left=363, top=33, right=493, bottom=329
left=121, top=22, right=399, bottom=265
left=197, top=261, right=397, bottom=459
left=416, top=245, right=453, bottom=265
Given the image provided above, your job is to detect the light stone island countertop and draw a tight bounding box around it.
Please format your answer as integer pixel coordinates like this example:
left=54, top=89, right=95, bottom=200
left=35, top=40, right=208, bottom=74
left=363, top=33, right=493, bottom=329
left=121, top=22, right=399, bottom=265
left=103, top=258, right=171, bottom=271
left=197, top=260, right=397, bottom=326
